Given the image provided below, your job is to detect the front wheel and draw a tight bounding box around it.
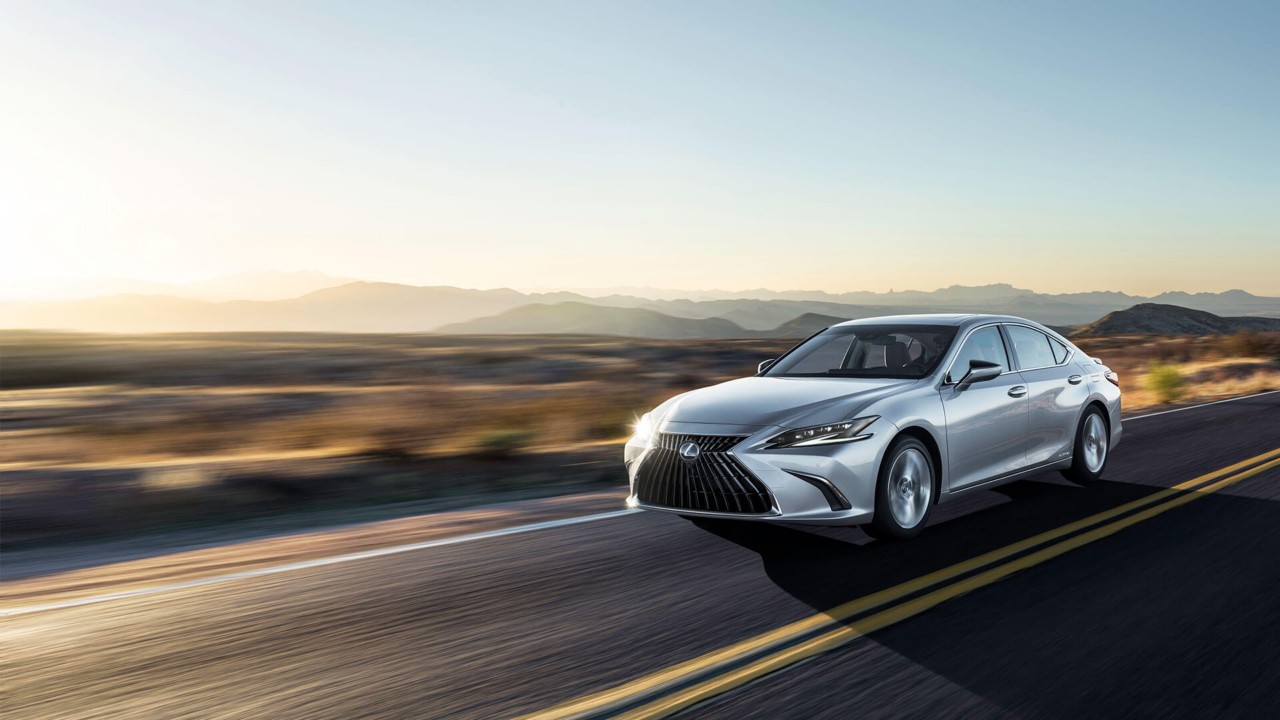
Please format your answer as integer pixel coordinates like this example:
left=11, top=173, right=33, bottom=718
left=864, top=437, right=936, bottom=540
left=1061, top=407, right=1109, bottom=484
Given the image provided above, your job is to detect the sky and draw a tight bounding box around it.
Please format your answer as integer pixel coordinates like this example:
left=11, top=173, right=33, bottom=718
left=1, top=1, right=1277, bottom=299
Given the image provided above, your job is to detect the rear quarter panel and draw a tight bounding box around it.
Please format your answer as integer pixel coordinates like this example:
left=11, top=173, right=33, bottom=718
left=1020, top=364, right=1091, bottom=466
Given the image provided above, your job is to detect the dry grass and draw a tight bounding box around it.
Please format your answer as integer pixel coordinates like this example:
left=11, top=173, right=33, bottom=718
left=2, top=330, right=1275, bottom=546
left=0, top=332, right=791, bottom=544
left=1120, top=358, right=1280, bottom=410
left=1072, top=333, right=1280, bottom=410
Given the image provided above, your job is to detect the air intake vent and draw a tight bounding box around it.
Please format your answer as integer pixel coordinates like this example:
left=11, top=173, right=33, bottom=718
left=634, top=434, right=773, bottom=514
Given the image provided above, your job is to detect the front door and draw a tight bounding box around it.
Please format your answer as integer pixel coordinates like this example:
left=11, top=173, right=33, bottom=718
left=939, top=325, right=1029, bottom=490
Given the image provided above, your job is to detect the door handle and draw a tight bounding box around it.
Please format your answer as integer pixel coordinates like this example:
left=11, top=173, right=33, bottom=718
left=1008, top=386, right=1027, bottom=398
left=1067, top=375, right=1083, bottom=385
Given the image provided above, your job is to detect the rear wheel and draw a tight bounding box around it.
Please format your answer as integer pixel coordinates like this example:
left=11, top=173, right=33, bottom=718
left=1062, top=407, right=1109, bottom=484
left=865, top=437, right=935, bottom=540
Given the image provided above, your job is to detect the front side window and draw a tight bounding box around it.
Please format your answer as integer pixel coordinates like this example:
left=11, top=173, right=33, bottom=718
left=1006, top=325, right=1059, bottom=369
left=946, top=326, right=1010, bottom=383
left=766, top=324, right=956, bottom=379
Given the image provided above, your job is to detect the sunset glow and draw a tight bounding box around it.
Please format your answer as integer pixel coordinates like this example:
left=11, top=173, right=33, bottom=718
left=2, top=1, right=1277, bottom=298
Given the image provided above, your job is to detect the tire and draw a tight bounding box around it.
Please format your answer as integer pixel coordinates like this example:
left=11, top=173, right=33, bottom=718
left=865, top=436, right=936, bottom=540
left=1061, top=406, right=1110, bottom=484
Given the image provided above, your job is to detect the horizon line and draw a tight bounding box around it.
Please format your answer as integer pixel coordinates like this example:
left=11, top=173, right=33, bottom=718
left=3, top=272, right=1276, bottom=303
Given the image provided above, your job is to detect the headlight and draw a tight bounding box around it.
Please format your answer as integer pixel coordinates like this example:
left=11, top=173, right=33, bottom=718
left=764, top=416, right=878, bottom=449
left=631, top=412, right=656, bottom=449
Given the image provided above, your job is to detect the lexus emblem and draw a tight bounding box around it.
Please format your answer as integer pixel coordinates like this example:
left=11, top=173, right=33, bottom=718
left=678, top=441, right=702, bottom=462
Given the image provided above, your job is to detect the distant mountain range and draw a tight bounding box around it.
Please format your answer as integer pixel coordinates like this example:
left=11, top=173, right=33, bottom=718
left=1071, top=304, right=1280, bottom=337
left=436, top=305, right=861, bottom=339
left=2, top=280, right=1278, bottom=336
left=556, top=283, right=1280, bottom=317
left=437, top=302, right=750, bottom=339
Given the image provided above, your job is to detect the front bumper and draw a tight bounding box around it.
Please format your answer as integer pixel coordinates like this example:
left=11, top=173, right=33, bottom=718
left=625, top=420, right=894, bottom=526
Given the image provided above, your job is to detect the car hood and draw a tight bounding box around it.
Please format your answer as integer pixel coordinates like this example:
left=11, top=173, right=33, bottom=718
left=659, top=376, right=913, bottom=428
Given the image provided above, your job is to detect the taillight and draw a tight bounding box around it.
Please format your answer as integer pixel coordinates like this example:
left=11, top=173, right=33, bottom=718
left=1105, top=370, right=1120, bottom=386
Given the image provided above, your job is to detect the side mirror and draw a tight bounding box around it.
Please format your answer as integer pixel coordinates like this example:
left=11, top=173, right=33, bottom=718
left=758, top=359, right=775, bottom=374
left=957, top=359, right=1002, bottom=390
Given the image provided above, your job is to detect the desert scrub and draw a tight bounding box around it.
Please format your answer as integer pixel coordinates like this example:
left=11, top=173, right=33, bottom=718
left=473, top=428, right=536, bottom=458
left=1220, top=331, right=1280, bottom=359
left=1146, top=361, right=1185, bottom=404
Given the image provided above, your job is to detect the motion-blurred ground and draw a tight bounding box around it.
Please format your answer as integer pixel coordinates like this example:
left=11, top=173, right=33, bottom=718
left=2, top=330, right=1276, bottom=547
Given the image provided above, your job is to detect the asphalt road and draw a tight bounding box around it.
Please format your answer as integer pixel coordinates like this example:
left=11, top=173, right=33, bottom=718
left=4, top=393, right=1280, bottom=719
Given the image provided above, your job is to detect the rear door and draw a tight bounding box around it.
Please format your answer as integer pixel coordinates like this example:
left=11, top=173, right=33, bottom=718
left=1003, top=324, right=1090, bottom=467
left=939, top=325, right=1029, bottom=490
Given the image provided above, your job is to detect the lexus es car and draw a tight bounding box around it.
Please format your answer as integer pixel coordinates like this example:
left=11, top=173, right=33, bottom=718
left=624, top=314, right=1121, bottom=539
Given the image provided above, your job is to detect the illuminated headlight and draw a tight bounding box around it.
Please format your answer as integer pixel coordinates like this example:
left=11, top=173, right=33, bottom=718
left=765, top=416, right=879, bottom=449
left=630, top=412, right=656, bottom=449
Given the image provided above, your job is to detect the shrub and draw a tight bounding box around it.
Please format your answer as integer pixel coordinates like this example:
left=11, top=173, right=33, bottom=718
left=358, top=428, right=420, bottom=461
left=1221, top=331, right=1266, bottom=358
left=1146, top=361, right=1185, bottom=404
left=474, top=428, right=535, bottom=458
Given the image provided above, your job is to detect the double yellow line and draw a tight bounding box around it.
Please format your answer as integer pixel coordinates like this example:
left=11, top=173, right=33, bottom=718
left=521, top=447, right=1280, bottom=720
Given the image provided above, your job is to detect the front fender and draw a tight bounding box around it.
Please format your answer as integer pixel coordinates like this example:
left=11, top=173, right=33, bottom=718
left=859, top=387, right=949, bottom=491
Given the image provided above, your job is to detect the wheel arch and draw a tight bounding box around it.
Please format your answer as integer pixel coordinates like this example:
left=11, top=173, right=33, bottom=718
left=1081, top=398, right=1111, bottom=433
left=889, top=425, right=943, bottom=496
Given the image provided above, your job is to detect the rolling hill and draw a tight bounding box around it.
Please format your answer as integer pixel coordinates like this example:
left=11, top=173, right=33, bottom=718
left=652, top=299, right=890, bottom=330
left=1071, top=304, right=1280, bottom=337
left=767, top=313, right=851, bottom=338
left=436, top=302, right=752, bottom=339
left=438, top=305, right=855, bottom=339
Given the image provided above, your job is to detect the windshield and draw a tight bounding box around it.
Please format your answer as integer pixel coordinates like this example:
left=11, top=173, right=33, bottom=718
left=765, top=324, right=957, bottom=379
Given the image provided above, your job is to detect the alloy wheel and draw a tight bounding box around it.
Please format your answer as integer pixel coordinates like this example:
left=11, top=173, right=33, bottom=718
left=1083, top=413, right=1108, bottom=473
left=888, top=447, right=932, bottom=529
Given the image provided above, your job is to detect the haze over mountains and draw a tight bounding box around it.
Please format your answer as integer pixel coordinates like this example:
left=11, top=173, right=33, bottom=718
left=6, top=271, right=357, bottom=303
left=437, top=302, right=751, bottom=339
left=2, top=275, right=1278, bottom=337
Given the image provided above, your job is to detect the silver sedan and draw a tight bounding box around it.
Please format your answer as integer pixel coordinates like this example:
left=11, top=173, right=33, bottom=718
left=624, top=314, right=1122, bottom=539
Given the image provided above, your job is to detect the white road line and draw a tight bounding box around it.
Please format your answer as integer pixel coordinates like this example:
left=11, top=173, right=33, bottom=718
left=8, top=390, right=1277, bottom=617
left=1125, top=390, right=1278, bottom=421
left=0, top=508, right=640, bottom=617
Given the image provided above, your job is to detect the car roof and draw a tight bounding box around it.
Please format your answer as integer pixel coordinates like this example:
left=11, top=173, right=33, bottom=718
left=832, top=313, right=975, bottom=327
left=831, top=313, right=1045, bottom=330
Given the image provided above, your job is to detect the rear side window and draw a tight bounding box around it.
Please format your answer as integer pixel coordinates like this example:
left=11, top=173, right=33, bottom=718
left=1050, top=338, right=1070, bottom=364
left=946, top=326, right=1009, bottom=383
left=1007, top=325, right=1059, bottom=369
